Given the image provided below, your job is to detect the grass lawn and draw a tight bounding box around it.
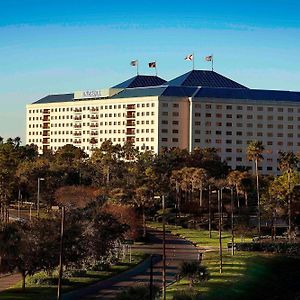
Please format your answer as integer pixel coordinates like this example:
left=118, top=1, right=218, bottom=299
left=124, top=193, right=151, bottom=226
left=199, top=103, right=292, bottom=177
left=167, top=251, right=300, bottom=300
left=0, top=251, right=147, bottom=300
left=148, top=221, right=251, bottom=248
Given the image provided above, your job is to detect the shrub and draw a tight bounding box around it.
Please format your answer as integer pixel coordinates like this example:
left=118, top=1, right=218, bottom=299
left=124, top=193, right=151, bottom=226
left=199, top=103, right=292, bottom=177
left=235, top=242, right=300, bottom=255
left=173, top=290, right=203, bottom=300
left=115, top=285, right=160, bottom=300
left=27, top=272, right=70, bottom=285
left=63, top=269, right=87, bottom=278
left=179, top=261, right=209, bottom=287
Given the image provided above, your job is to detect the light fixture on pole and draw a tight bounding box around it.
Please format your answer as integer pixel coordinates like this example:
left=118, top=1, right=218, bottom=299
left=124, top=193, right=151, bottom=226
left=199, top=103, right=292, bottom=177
left=37, top=178, right=45, bottom=218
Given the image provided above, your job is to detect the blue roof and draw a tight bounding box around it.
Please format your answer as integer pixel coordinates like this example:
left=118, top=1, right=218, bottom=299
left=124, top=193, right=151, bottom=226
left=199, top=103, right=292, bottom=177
left=167, top=70, right=247, bottom=89
left=113, top=75, right=166, bottom=88
left=112, top=86, right=199, bottom=98
left=194, top=87, right=300, bottom=102
left=33, top=93, right=74, bottom=104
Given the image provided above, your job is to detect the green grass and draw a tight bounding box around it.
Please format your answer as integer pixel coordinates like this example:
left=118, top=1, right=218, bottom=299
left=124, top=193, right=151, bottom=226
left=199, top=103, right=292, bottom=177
left=167, top=251, right=300, bottom=300
left=148, top=221, right=251, bottom=248
left=0, top=252, right=147, bottom=300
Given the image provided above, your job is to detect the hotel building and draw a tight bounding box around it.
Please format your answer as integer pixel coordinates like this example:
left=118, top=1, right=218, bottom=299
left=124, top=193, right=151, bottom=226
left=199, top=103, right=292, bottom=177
left=26, top=70, right=300, bottom=174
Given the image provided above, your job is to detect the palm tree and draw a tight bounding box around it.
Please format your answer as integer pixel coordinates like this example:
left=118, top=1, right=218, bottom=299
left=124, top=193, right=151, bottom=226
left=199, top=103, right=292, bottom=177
left=278, top=151, right=299, bottom=242
left=247, top=140, right=264, bottom=235
left=191, top=168, right=207, bottom=207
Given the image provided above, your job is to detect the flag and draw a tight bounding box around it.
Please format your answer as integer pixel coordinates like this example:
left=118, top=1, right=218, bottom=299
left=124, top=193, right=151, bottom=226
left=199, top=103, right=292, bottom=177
left=185, top=54, right=193, bottom=61
left=130, top=60, right=138, bottom=66
left=205, top=55, right=213, bottom=61
left=148, top=61, right=156, bottom=68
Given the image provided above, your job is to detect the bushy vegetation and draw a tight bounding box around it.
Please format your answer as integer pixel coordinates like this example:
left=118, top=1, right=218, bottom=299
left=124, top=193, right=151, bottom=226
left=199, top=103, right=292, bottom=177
left=235, top=242, right=300, bottom=255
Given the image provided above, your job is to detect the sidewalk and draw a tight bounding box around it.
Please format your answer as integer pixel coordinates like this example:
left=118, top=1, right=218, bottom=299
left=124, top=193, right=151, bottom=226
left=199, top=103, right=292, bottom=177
left=0, top=273, right=21, bottom=292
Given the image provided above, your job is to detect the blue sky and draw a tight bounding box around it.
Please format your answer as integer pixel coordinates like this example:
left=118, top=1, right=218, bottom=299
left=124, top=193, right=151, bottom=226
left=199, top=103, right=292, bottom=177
left=1, top=0, right=300, bottom=141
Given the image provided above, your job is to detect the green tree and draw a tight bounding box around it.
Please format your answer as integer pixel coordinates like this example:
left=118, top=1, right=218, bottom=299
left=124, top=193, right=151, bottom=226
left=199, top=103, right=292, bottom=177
left=247, top=140, right=264, bottom=235
left=278, top=151, right=299, bottom=242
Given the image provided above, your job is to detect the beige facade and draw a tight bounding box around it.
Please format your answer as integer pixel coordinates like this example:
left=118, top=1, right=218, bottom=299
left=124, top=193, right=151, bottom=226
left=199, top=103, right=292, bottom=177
left=26, top=71, right=300, bottom=174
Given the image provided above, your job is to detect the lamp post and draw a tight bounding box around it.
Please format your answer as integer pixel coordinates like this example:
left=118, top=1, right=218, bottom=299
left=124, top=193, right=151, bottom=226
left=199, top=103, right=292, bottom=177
left=162, top=195, right=166, bottom=300
left=218, top=189, right=223, bottom=274
left=57, top=206, right=65, bottom=300
left=37, top=178, right=45, bottom=218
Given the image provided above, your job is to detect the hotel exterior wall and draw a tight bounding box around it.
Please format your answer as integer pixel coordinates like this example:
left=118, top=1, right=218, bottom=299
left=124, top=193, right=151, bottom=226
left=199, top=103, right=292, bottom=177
left=190, top=97, right=300, bottom=174
left=26, top=96, right=160, bottom=154
left=158, top=96, right=190, bottom=151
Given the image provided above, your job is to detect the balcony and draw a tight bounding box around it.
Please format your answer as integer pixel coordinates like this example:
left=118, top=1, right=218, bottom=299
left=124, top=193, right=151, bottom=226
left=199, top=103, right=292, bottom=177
left=126, top=120, right=135, bottom=127
left=90, top=116, right=99, bottom=120
left=74, top=124, right=82, bottom=128
left=43, top=131, right=50, bottom=137
left=126, top=112, right=135, bottom=118
left=90, top=137, right=98, bottom=144
left=91, top=131, right=98, bottom=136
left=43, top=109, right=50, bottom=114
left=74, top=116, right=82, bottom=121
left=126, top=104, right=135, bottom=110
left=126, top=137, right=135, bottom=143
left=126, top=129, right=135, bottom=135
left=42, top=138, right=50, bottom=144
left=73, top=132, right=82, bottom=136
left=74, top=140, right=82, bottom=144
left=43, top=117, right=50, bottom=122
left=90, top=123, right=99, bottom=128
left=74, top=108, right=82, bottom=113
left=90, top=107, right=99, bottom=112
left=43, top=125, right=50, bottom=129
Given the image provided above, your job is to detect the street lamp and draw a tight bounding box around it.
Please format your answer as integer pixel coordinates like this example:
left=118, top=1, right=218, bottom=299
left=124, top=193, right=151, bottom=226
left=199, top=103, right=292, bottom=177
left=154, top=195, right=166, bottom=300
left=37, top=177, right=45, bottom=218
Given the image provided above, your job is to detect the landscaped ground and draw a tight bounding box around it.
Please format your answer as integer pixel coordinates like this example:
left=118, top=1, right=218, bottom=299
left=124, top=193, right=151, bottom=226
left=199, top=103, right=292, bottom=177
left=0, top=252, right=147, bottom=300
left=167, top=251, right=300, bottom=300
left=148, top=221, right=251, bottom=247
left=148, top=222, right=300, bottom=300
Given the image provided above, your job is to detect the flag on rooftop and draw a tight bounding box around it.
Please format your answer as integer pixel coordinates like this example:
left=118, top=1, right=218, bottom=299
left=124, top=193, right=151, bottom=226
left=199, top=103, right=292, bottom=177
left=130, top=60, right=138, bottom=66
left=148, top=61, right=156, bottom=68
left=185, top=54, right=193, bottom=61
left=205, top=55, right=213, bottom=61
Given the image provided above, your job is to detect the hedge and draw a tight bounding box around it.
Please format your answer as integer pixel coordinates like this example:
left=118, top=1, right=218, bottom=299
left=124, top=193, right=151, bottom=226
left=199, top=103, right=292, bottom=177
left=235, top=242, right=300, bottom=255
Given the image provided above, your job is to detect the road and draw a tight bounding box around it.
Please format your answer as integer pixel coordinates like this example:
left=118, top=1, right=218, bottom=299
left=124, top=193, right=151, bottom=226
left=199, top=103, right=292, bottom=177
left=63, top=228, right=201, bottom=300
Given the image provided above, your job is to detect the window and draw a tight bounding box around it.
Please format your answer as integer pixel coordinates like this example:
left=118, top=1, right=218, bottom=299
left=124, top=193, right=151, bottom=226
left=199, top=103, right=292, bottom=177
left=162, top=103, right=168, bottom=107
left=206, top=113, right=211, bottom=118
left=226, top=105, right=232, bottom=110
left=173, top=103, right=179, bottom=108
left=172, top=138, right=178, bottom=142
left=161, top=129, right=168, bottom=133
left=205, top=104, right=211, bottom=109
left=173, top=120, right=179, bottom=125
left=247, top=106, right=253, bottom=111
left=195, top=113, right=201, bottom=117
left=216, top=104, right=222, bottom=109
left=278, top=108, right=284, bottom=112
left=162, top=138, right=168, bottom=142
left=161, top=120, right=168, bottom=124
left=162, top=112, right=168, bottom=116
left=237, top=106, right=243, bottom=110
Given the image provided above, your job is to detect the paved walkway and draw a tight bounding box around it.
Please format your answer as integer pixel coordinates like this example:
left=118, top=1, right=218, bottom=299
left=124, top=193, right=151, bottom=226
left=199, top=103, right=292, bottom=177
left=63, top=228, right=201, bottom=300
left=0, top=273, right=21, bottom=292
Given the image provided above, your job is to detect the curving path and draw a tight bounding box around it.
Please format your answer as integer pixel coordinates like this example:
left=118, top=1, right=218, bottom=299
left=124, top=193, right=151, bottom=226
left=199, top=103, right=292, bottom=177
left=63, top=228, right=201, bottom=300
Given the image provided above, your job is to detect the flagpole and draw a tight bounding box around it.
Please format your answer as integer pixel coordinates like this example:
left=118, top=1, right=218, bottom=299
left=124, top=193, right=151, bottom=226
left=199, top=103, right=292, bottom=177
left=211, top=54, right=214, bottom=72
left=137, top=61, right=139, bottom=75
left=193, top=52, right=195, bottom=70
left=155, top=61, right=157, bottom=76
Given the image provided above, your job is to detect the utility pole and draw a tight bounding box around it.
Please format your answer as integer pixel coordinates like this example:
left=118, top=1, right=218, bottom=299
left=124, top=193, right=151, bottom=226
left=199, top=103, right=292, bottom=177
left=162, top=195, right=166, bottom=300
left=57, top=206, right=65, bottom=300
